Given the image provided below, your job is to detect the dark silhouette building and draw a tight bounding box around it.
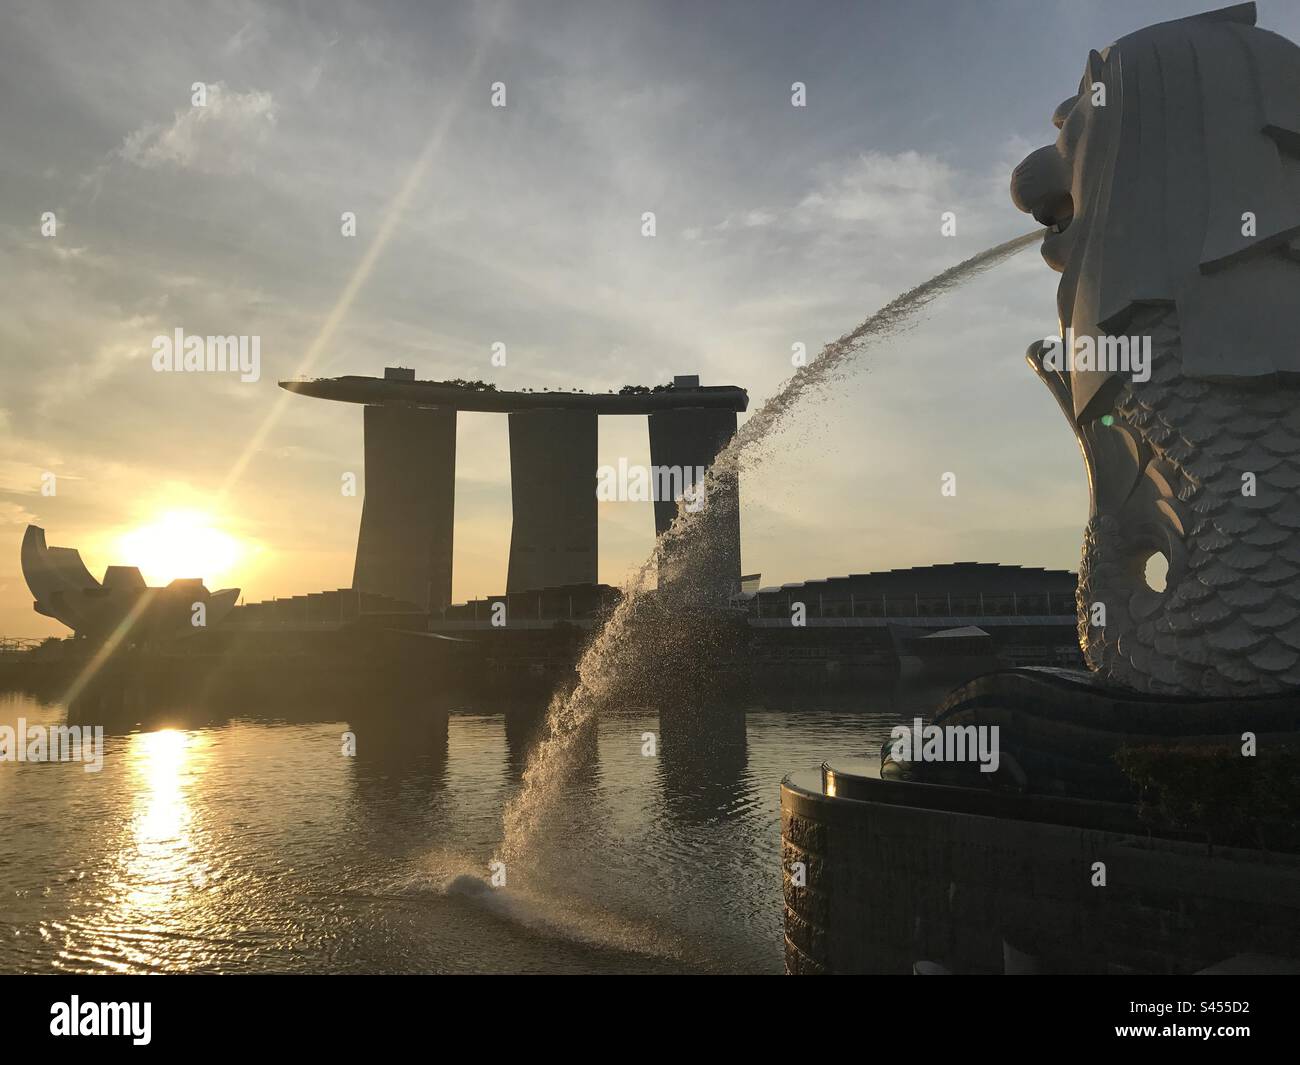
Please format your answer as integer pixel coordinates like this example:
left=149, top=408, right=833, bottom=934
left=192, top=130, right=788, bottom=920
left=282, top=369, right=748, bottom=605
left=352, top=382, right=457, bottom=611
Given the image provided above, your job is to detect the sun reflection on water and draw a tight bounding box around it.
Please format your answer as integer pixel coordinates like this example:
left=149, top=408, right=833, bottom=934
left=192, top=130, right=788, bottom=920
left=120, top=728, right=206, bottom=912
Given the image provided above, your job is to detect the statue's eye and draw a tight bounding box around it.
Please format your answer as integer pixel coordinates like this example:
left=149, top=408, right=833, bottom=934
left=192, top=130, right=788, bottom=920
left=1099, top=414, right=1116, bottom=427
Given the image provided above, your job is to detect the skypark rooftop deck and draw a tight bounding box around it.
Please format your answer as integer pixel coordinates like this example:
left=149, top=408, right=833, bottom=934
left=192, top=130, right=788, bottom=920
left=280, top=371, right=749, bottom=414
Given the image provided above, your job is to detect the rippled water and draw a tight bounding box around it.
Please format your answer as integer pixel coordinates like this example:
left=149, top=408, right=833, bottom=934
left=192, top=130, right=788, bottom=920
left=0, top=682, right=946, bottom=974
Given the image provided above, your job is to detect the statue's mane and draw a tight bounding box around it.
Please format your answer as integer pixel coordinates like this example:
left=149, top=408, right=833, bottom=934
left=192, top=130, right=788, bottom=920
left=1076, top=2, right=1300, bottom=380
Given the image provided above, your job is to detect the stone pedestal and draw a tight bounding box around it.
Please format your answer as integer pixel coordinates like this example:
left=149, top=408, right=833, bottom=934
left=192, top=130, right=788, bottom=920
left=782, top=667, right=1300, bottom=974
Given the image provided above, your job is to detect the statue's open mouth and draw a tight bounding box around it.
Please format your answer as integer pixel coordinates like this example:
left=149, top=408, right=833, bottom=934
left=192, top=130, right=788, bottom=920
left=1034, top=192, right=1074, bottom=234
left=1009, top=146, right=1075, bottom=270
left=1035, top=192, right=1074, bottom=270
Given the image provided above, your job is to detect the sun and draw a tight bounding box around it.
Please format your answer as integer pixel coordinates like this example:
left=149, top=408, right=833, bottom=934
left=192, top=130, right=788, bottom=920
left=114, top=509, right=246, bottom=588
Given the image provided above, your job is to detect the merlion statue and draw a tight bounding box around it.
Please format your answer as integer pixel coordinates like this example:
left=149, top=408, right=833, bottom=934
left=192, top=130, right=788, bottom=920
left=1011, top=2, right=1300, bottom=695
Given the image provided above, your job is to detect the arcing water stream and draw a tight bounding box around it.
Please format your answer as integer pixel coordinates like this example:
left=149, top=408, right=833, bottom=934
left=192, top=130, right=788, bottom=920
left=498, top=228, right=1045, bottom=865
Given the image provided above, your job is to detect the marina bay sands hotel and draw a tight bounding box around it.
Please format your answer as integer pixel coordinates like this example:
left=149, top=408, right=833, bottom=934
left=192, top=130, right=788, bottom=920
left=280, top=369, right=748, bottom=611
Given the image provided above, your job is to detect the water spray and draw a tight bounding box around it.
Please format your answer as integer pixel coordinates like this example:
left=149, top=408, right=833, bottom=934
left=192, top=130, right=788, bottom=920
left=498, top=228, right=1046, bottom=864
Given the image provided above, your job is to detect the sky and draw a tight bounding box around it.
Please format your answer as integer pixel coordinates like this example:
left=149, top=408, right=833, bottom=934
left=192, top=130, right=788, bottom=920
left=4, top=0, right=1298, bottom=636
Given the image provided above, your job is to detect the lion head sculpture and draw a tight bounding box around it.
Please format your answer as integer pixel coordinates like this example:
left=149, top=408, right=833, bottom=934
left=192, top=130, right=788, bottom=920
left=1011, top=3, right=1300, bottom=695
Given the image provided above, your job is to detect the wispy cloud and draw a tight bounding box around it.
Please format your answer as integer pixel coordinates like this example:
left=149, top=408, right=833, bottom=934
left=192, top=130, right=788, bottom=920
left=800, top=150, right=958, bottom=230
left=119, top=83, right=276, bottom=175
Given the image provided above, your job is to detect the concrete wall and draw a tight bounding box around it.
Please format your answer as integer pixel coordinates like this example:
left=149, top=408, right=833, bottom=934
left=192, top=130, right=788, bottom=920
left=353, top=404, right=456, bottom=611
left=782, top=775, right=1300, bottom=974
left=647, top=408, right=740, bottom=600
left=507, top=409, right=598, bottom=593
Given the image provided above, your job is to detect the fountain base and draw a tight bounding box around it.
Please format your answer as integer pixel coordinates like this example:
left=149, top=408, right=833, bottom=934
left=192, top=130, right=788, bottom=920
left=782, top=668, right=1300, bottom=974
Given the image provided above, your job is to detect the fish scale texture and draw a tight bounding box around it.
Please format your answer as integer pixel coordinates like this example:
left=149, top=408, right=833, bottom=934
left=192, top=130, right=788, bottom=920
left=1079, top=311, right=1300, bottom=695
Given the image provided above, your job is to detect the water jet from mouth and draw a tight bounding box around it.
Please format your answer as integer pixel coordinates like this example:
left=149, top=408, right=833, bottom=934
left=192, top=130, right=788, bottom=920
left=497, top=228, right=1046, bottom=866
